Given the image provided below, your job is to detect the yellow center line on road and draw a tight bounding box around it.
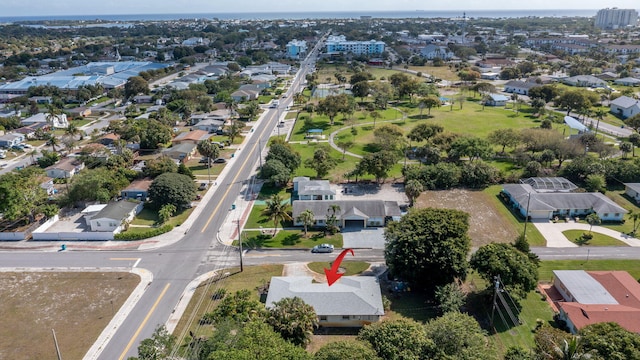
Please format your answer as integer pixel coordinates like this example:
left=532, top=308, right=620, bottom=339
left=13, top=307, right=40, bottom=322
left=201, top=111, right=274, bottom=233
left=118, top=283, right=171, bottom=360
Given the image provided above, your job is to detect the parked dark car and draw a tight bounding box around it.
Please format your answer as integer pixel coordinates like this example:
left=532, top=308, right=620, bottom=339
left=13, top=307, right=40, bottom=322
left=213, top=158, right=226, bottom=164
left=198, top=182, right=209, bottom=191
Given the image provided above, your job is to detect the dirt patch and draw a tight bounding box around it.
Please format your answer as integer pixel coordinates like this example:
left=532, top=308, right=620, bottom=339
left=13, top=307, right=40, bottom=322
left=0, top=271, right=139, bottom=360
left=416, top=189, right=519, bottom=247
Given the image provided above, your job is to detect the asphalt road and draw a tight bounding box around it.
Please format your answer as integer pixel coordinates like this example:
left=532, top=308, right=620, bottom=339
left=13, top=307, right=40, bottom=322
left=0, top=48, right=318, bottom=358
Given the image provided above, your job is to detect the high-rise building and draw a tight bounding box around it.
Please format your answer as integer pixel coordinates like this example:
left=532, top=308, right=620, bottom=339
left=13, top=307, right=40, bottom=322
left=595, top=8, right=638, bottom=29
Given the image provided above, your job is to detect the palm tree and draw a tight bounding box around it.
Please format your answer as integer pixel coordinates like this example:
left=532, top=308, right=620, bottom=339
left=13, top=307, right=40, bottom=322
left=262, top=194, right=292, bottom=237
left=551, top=337, right=592, bottom=360
left=405, top=179, right=424, bottom=207
left=586, top=213, right=601, bottom=234
left=593, top=108, right=607, bottom=137
left=326, top=204, right=341, bottom=233
left=197, top=140, right=220, bottom=184
left=65, top=123, right=80, bottom=139
left=46, top=135, right=60, bottom=153
left=296, top=209, right=315, bottom=237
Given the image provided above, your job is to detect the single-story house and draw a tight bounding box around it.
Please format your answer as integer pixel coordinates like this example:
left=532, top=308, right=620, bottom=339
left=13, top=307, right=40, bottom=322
left=163, top=143, right=197, bottom=163
left=484, top=93, right=509, bottom=107
left=192, top=118, right=225, bottom=133
left=597, top=72, right=619, bottom=80
left=0, top=108, right=20, bottom=118
left=614, top=77, right=640, bottom=87
left=21, top=112, right=69, bottom=128
left=28, top=96, right=52, bottom=104
left=0, top=133, right=25, bottom=148
left=561, top=75, right=608, bottom=88
left=480, top=72, right=500, bottom=80
left=293, top=177, right=336, bottom=201
left=231, top=86, right=260, bottom=102
left=133, top=95, right=154, bottom=104
left=85, top=201, right=143, bottom=233
left=625, top=183, right=640, bottom=203
left=99, top=133, right=121, bottom=146
left=503, top=80, right=540, bottom=95
left=476, top=57, right=515, bottom=69
left=420, top=44, right=454, bottom=60
left=553, top=270, right=640, bottom=334
left=39, top=176, right=55, bottom=196
left=172, top=130, right=210, bottom=145
left=610, top=95, right=640, bottom=119
left=520, top=177, right=578, bottom=193
left=265, top=276, right=384, bottom=328
left=45, top=157, right=85, bottom=179
left=121, top=178, right=153, bottom=201
left=292, top=200, right=401, bottom=228
left=13, top=122, right=50, bottom=139
left=502, top=183, right=627, bottom=221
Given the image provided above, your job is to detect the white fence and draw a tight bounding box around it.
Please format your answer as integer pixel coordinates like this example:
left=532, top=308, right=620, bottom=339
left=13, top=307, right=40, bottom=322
left=31, top=231, right=114, bottom=241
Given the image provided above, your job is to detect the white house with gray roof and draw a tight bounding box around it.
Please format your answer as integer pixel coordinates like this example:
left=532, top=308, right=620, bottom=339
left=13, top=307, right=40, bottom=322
left=502, top=183, right=627, bottom=221
left=503, top=80, right=540, bottom=95
left=293, top=177, right=335, bottom=201
left=610, top=95, right=640, bottom=119
left=265, top=276, right=384, bottom=327
left=292, top=200, right=401, bottom=228
left=561, top=75, right=608, bottom=88
left=625, top=183, right=640, bottom=204
left=86, top=201, right=143, bottom=233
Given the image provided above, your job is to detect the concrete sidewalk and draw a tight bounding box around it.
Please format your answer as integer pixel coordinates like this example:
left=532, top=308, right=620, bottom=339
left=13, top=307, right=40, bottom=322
left=533, top=220, right=640, bottom=247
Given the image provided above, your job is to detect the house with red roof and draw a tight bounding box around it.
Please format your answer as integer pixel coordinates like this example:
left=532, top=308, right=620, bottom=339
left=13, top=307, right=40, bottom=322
left=553, top=270, right=640, bottom=334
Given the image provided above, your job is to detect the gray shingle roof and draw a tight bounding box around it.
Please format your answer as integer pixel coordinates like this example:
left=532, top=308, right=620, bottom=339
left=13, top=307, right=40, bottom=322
left=292, top=200, right=400, bottom=220
left=502, top=184, right=627, bottom=214
left=93, top=201, right=139, bottom=221
left=265, top=276, right=385, bottom=316
left=626, top=183, right=640, bottom=193
left=297, top=180, right=336, bottom=196
left=611, top=95, right=640, bottom=109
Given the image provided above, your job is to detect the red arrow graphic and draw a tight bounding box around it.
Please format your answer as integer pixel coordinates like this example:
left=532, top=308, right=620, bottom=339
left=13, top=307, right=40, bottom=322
left=324, top=248, right=355, bottom=286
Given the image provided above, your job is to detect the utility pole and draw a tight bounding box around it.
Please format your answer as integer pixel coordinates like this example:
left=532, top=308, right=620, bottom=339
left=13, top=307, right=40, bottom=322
left=237, top=219, right=243, bottom=272
left=490, top=275, right=500, bottom=326
left=52, top=329, right=62, bottom=360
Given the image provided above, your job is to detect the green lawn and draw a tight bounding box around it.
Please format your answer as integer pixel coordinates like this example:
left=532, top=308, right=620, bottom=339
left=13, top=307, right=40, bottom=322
left=538, top=260, right=640, bottom=281
left=172, top=265, right=284, bottom=344
left=127, top=207, right=192, bottom=231
left=240, top=229, right=342, bottom=249
left=307, top=261, right=371, bottom=276
left=483, top=185, right=547, bottom=246
left=562, top=230, right=629, bottom=246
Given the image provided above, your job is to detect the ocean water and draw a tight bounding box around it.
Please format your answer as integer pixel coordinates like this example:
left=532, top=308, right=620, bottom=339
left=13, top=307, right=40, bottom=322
left=0, top=9, right=599, bottom=23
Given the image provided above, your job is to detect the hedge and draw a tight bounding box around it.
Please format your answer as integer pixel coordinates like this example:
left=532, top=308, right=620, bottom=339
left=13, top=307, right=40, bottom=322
left=114, top=224, right=173, bottom=240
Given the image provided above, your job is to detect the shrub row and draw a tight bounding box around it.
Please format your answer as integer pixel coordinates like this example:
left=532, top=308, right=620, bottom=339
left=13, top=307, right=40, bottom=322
left=114, top=224, right=173, bottom=240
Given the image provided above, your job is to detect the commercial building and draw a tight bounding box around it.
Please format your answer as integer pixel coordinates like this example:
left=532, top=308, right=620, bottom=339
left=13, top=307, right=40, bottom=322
left=286, top=39, right=307, bottom=59
left=325, top=35, right=385, bottom=55
left=595, top=8, right=638, bottom=29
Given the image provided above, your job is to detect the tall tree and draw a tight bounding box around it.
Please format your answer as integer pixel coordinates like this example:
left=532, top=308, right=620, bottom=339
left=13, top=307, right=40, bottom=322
left=470, top=243, right=539, bottom=299
left=304, top=146, right=337, bottom=179
left=314, top=340, right=381, bottom=360
left=197, top=140, right=220, bottom=184
left=358, top=319, right=435, bottom=360
left=267, top=296, right=318, bottom=346
left=124, top=76, right=149, bottom=99
left=262, top=194, right=292, bottom=236
left=404, top=179, right=423, bottom=207
left=0, top=167, right=58, bottom=222
left=296, top=209, right=315, bottom=237
left=385, top=208, right=471, bottom=289
left=148, top=172, right=196, bottom=210
left=424, top=312, right=496, bottom=360
left=488, top=128, right=521, bottom=154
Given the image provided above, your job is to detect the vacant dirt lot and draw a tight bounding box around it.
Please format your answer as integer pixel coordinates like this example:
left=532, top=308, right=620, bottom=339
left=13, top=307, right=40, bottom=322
left=416, top=189, right=519, bottom=247
left=0, top=271, right=138, bottom=360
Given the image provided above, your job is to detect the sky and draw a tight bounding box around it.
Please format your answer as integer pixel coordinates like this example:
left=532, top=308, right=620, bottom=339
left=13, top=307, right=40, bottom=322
left=2, top=0, right=639, bottom=17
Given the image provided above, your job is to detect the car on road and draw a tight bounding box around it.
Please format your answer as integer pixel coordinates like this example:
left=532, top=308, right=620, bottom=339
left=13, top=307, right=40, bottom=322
left=311, top=243, right=334, bottom=253
left=198, top=182, right=209, bottom=191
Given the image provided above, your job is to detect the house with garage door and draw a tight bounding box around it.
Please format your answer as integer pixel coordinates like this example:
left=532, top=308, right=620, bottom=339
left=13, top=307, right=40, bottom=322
left=265, top=276, right=384, bottom=328
left=292, top=199, right=401, bottom=228
left=502, top=179, right=627, bottom=221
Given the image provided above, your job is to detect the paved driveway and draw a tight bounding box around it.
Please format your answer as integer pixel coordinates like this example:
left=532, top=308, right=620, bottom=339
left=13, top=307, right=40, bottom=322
left=533, top=220, right=640, bottom=248
left=342, top=227, right=386, bottom=249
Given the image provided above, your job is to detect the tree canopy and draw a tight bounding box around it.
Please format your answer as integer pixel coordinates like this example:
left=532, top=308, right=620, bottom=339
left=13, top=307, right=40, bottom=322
left=0, top=167, right=58, bottom=222
left=384, top=208, right=471, bottom=289
left=148, top=172, right=196, bottom=210
left=267, top=296, right=318, bottom=346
